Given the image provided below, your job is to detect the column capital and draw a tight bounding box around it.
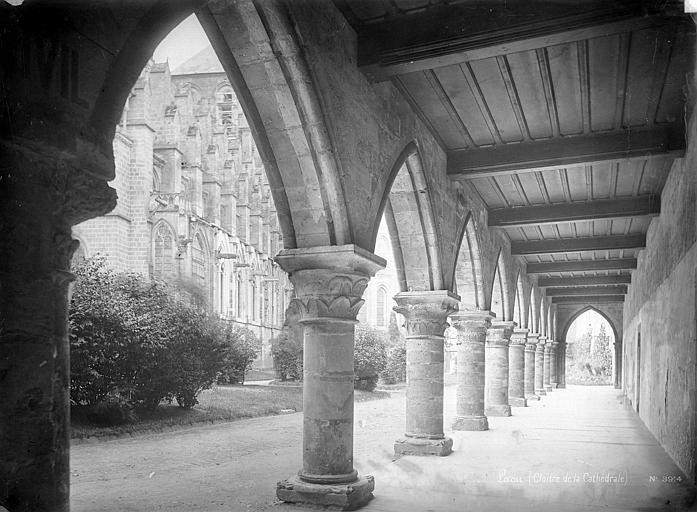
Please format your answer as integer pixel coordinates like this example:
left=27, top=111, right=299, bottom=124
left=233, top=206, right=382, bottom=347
left=393, top=290, right=460, bottom=337
left=487, top=320, right=515, bottom=346
left=510, top=328, right=528, bottom=346
left=275, top=245, right=385, bottom=321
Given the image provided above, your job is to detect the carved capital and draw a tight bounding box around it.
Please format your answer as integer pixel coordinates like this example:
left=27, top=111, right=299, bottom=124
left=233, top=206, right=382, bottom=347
left=393, top=290, right=459, bottom=337
left=487, top=320, right=515, bottom=347
left=525, top=332, right=539, bottom=351
left=275, top=245, right=385, bottom=322
left=450, top=310, right=494, bottom=345
left=510, top=327, right=528, bottom=346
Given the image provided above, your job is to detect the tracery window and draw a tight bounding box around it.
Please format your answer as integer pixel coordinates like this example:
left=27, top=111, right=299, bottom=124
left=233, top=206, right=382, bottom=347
left=153, top=223, right=175, bottom=278
left=376, top=287, right=387, bottom=327
left=192, top=234, right=206, bottom=287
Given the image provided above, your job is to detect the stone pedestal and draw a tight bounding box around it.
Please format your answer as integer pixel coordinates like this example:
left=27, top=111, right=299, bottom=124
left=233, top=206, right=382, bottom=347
left=393, top=291, right=459, bottom=457
left=450, top=312, right=493, bottom=431
left=508, top=328, right=527, bottom=407
left=524, top=333, right=540, bottom=401
left=0, top=141, right=117, bottom=512
left=535, top=335, right=547, bottom=396
left=542, top=336, right=553, bottom=392
left=485, top=321, right=514, bottom=417
left=550, top=340, right=559, bottom=389
left=275, top=245, right=385, bottom=510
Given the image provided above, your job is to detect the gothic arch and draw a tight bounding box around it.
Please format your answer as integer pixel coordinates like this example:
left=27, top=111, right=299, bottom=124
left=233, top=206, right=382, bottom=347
left=151, top=220, right=176, bottom=278
left=90, top=0, right=352, bottom=249
left=560, top=305, right=620, bottom=345
left=374, top=141, right=442, bottom=292
left=513, top=270, right=527, bottom=328
left=452, top=212, right=485, bottom=311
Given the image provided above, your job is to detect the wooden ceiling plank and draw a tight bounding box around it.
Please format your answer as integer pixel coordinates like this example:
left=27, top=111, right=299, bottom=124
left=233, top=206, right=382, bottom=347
left=447, top=125, right=683, bottom=178
left=512, top=234, right=646, bottom=255
left=527, top=258, right=637, bottom=273
left=489, top=196, right=660, bottom=227
left=551, top=295, right=625, bottom=304
left=538, top=275, right=631, bottom=287
left=546, top=285, right=628, bottom=296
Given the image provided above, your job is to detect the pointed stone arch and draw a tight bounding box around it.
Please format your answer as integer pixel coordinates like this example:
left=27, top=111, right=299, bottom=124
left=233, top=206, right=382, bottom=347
left=374, top=141, right=442, bottom=292
left=452, top=212, right=485, bottom=311
left=560, top=305, right=620, bottom=345
left=513, top=270, right=527, bottom=328
left=152, top=219, right=177, bottom=279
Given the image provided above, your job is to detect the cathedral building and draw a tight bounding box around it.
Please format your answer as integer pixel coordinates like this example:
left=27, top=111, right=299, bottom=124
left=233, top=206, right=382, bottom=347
left=72, top=49, right=293, bottom=369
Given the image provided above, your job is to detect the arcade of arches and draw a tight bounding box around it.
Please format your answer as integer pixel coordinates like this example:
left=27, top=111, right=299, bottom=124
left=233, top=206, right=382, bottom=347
left=1, top=1, right=697, bottom=511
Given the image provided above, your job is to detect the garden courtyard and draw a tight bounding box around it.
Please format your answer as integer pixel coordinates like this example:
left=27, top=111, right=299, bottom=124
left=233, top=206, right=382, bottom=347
left=71, top=384, right=695, bottom=512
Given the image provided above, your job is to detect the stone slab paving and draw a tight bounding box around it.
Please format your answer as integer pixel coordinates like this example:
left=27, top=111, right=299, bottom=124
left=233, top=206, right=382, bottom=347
left=71, top=385, right=695, bottom=512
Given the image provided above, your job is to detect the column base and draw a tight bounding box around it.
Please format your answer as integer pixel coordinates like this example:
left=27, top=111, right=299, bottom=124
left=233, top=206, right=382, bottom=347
left=452, top=415, right=488, bottom=431
left=536, top=388, right=547, bottom=396
left=394, top=436, right=453, bottom=457
left=525, top=393, right=541, bottom=401
left=485, top=404, right=511, bottom=417
left=509, top=396, right=527, bottom=407
left=551, top=382, right=558, bottom=389
left=277, top=474, right=374, bottom=510
left=544, top=385, right=553, bottom=392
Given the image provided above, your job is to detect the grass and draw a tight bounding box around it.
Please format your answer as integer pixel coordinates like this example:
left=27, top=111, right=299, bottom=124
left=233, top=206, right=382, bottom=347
left=71, top=384, right=390, bottom=441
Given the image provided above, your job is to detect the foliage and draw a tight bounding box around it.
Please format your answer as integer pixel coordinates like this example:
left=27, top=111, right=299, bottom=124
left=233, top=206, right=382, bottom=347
left=567, top=320, right=613, bottom=385
left=271, top=331, right=303, bottom=381
left=380, top=313, right=407, bottom=384
left=69, top=257, right=258, bottom=419
left=354, top=325, right=387, bottom=391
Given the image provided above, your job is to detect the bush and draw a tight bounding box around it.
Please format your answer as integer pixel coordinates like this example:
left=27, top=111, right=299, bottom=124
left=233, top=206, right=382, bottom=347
left=85, top=393, right=136, bottom=426
left=69, top=257, right=234, bottom=415
left=382, top=345, right=407, bottom=384
left=217, top=323, right=261, bottom=385
left=354, top=325, right=387, bottom=392
left=271, top=331, right=303, bottom=381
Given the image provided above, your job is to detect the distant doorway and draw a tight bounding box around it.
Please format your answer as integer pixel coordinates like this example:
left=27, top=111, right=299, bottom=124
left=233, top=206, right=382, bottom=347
left=565, top=309, right=616, bottom=386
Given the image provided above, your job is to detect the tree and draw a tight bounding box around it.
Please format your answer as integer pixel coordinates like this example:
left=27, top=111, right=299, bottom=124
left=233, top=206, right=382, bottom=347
left=354, top=325, right=387, bottom=391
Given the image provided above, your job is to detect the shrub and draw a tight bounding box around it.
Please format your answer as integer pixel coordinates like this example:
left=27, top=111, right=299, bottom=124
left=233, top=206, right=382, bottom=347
left=85, top=393, right=136, bottom=425
left=381, top=345, right=407, bottom=384
left=217, top=323, right=261, bottom=385
left=354, top=325, right=387, bottom=392
left=271, top=331, right=303, bottom=381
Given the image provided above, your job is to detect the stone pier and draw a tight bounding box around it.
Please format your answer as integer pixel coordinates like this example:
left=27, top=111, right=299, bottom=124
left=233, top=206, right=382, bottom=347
left=550, top=340, right=559, bottom=389
left=485, top=321, right=514, bottom=417
left=534, top=335, right=547, bottom=396
left=450, top=312, right=493, bottom=431
left=542, top=336, right=553, bottom=392
left=508, top=328, right=527, bottom=407
left=393, top=291, right=459, bottom=457
left=524, top=332, right=540, bottom=401
left=275, top=245, right=385, bottom=510
left=558, top=342, right=567, bottom=389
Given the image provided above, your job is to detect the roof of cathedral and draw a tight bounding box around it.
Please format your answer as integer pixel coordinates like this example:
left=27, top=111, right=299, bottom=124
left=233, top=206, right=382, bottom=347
left=171, top=46, right=224, bottom=75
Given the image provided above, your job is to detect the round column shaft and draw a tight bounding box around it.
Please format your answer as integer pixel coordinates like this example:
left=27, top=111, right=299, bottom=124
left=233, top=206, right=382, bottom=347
left=524, top=333, right=540, bottom=401
left=275, top=245, right=384, bottom=510
left=542, top=336, right=553, bottom=392
left=450, top=312, right=493, bottom=431
left=550, top=340, right=559, bottom=389
left=508, top=328, right=527, bottom=407
left=535, top=335, right=547, bottom=396
left=485, top=321, right=514, bottom=416
left=558, top=342, right=567, bottom=389
left=393, top=291, right=459, bottom=457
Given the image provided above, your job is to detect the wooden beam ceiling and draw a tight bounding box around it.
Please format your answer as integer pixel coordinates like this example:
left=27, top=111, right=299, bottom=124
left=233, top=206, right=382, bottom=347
left=488, top=196, right=660, bottom=228
left=448, top=126, right=683, bottom=179
left=512, top=235, right=645, bottom=255
left=527, top=258, right=637, bottom=273
left=357, top=2, right=667, bottom=82
left=551, top=295, right=625, bottom=304
left=538, top=275, right=632, bottom=287
left=546, top=285, right=628, bottom=296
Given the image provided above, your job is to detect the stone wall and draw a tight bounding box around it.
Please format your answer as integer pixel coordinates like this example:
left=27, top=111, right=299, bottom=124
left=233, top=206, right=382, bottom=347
left=623, top=89, right=697, bottom=480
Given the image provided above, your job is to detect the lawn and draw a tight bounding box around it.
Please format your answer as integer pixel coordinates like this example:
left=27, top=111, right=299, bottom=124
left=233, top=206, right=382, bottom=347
left=71, top=384, right=390, bottom=441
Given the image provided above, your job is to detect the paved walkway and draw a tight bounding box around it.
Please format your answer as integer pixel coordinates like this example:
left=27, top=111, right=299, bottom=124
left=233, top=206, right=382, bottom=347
left=71, top=385, right=696, bottom=512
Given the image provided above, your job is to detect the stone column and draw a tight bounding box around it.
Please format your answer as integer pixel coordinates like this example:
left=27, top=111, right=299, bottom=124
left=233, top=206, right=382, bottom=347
left=485, top=321, right=514, bottom=417
left=450, top=311, right=493, bottom=431
left=393, top=291, right=459, bottom=457
left=558, top=342, right=567, bottom=389
left=550, top=340, right=559, bottom=389
left=275, top=245, right=385, bottom=510
left=508, top=328, right=527, bottom=407
left=0, top=141, right=117, bottom=512
left=524, top=333, right=540, bottom=401
left=542, top=336, right=553, bottom=392
left=534, top=335, right=547, bottom=396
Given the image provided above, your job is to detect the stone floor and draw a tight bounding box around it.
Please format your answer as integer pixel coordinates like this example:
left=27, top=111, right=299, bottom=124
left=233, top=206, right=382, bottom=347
left=71, top=385, right=696, bottom=512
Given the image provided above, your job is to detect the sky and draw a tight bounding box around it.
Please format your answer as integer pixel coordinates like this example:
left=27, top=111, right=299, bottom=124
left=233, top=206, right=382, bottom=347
left=152, top=14, right=211, bottom=70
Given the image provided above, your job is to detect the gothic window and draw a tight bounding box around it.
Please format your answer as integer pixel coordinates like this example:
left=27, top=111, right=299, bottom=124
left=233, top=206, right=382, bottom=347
left=376, top=287, right=387, bottom=327
left=237, top=274, right=243, bottom=318
left=192, top=234, right=207, bottom=287
left=251, top=279, right=257, bottom=320
left=216, top=85, right=235, bottom=127
left=153, top=223, right=175, bottom=278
